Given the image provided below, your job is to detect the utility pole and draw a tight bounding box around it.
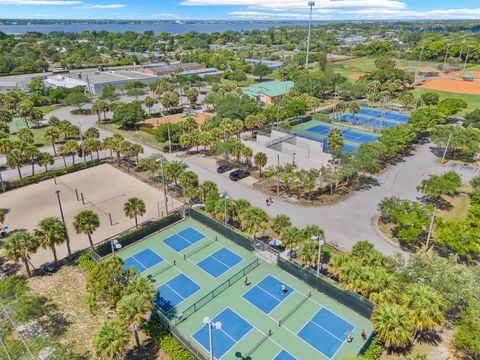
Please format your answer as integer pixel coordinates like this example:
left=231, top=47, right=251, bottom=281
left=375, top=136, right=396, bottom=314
left=156, top=158, right=169, bottom=214
left=276, top=154, right=280, bottom=196
left=441, top=132, right=453, bottom=165
left=55, top=189, right=71, bottom=256
left=443, top=43, right=451, bottom=72
left=305, top=1, right=315, bottom=68
left=0, top=171, right=5, bottom=193
left=426, top=207, right=436, bottom=249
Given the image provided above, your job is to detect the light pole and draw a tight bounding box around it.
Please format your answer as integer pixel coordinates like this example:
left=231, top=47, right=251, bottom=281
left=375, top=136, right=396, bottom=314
left=0, top=171, right=5, bottom=193
left=443, top=43, right=451, bottom=72
left=52, top=165, right=57, bottom=184
left=55, top=189, right=71, bottom=256
left=156, top=158, right=169, bottom=215
left=312, top=234, right=324, bottom=277
left=220, top=192, right=229, bottom=227
left=167, top=123, right=172, bottom=154
left=78, top=123, right=87, bottom=167
left=111, top=238, right=122, bottom=256
left=305, top=1, right=315, bottom=68
left=276, top=154, right=280, bottom=196
left=203, top=317, right=222, bottom=360
left=463, top=45, right=473, bottom=75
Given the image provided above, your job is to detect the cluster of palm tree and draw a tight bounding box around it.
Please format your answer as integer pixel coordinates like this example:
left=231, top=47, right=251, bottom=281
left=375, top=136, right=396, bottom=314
left=329, top=241, right=446, bottom=349
left=4, top=196, right=147, bottom=277
left=0, top=90, right=43, bottom=128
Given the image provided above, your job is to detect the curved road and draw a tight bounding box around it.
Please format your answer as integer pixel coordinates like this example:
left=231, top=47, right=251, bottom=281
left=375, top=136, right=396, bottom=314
left=2, top=104, right=478, bottom=256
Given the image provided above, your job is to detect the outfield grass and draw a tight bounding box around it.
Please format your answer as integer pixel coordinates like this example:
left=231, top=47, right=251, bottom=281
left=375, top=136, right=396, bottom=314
left=333, top=57, right=444, bottom=79
left=411, top=88, right=480, bottom=115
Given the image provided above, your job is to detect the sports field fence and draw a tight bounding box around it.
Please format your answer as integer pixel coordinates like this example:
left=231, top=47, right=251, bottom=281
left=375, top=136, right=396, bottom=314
left=277, top=257, right=374, bottom=319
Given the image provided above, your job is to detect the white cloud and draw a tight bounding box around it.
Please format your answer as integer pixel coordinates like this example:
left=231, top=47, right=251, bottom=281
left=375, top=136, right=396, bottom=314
left=0, top=0, right=81, bottom=4
left=229, top=11, right=331, bottom=20
left=78, top=3, right=125, bottom=8
left=152, top=12, right=181, bottom=18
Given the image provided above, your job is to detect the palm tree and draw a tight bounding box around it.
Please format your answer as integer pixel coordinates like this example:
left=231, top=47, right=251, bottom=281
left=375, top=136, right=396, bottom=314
left=240, top=207, right=268, bottom=237
left=6, top=148, right=25, bottom=179
left=179, top=170, right=198, bottom=189
left=24, top=145, right=40, bottom=176
left=0, top=209, right=4, bottom=224
left=17, top=128, right=34, bottom=144
left=281, top=226, right=302, bottom=256
left=299, top=240, right=318, bottom=268
left=34, top=217, right=68, bottom=267
left=254, top=152, right=268, bottom=177
left=73, top=210, right=100, bottom=248
left=198, top=131, right=212, bottom=154
left=272, top=214, right=291, bottom=237
left=39, top=152, right=54, bottom=172
left=131, top=143, right=144, bottom=166
left=64, top=139, right=79, bottom=165
left=144, top=96, right=154, bottom=114
left=4, top=231, right=39, bottom=278
left=372, top=303, right=414, bottom=349
left=401, top=284, right=445, bottom=337
left=198, top=181, right=217, bottom=202
left=45, top=126, right=60, bottom=157
left=123, top=197, right=146, bottom=228
left=241, top=146, right=253, bottom=166
left=84, top=127, right=100, bottom=140
left=164, top=160, right=188, bottom=188
left=116, top=293, right=152, bottom=347
left=93, top=320, right=129, bottom=360
left=327, top=128, right=343, bottom=158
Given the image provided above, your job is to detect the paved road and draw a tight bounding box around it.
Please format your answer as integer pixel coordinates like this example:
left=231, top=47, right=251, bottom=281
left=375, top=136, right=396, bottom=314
left=1, top=104, right=478, bottom=256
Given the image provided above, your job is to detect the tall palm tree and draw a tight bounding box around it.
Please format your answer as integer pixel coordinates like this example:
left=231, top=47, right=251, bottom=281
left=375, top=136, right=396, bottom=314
left=240, top=207, right=268, bottom=237
left=254, top=152, right=267, bottom=177
left=45, top=126, right=60, bottom=157
left=241, top=146, right=253, bottom=166
left=164, top=160, right=188, bottom=188
left=198, top=181, right=218, bottom=202
left=0, top=209, right=5, bottom=224
left=4, top=231, right=39, bottom=278
left=281, top=226, right=302, bottom=256
left=198, top=131, right=212, bottom=154
left=6, top=148, right=25, bottom=179
left=84, top=127, right=100, bottom=140
left=401, top=284, right=446, bottom=337
left=131, top=143, right=144, bottom=166
left=372, top=303, right=414, bottom=349
left=17, top=128, right=34, bottom=144
left=299, top=240, right=319, bottom=268
left=34, top=217, right=67, bottom=267
left=39, top=152, right=54, bottom=172
left=178, top=170, right=198, bottom=189
left=24, top=145, right=40, bottom=176
left=272, top=214, right=292, bottom=237
left=116, top=293, right=152, bottom=347
left=123, top=197, right=146, bottom=228
left=64, top=139, right=79, bottom=165
left=73, top=210, right=100, bottom=248
left=93, top=320, right=129, bottom=360
left=327, top=128, right=344, bottom=158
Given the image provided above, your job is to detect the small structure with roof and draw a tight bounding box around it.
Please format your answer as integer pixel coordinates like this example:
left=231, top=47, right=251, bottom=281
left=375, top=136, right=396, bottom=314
left=242, top=81, right=294, bottom=105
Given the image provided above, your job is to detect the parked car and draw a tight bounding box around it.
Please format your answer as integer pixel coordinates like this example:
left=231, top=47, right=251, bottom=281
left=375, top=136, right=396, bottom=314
left=217, top=163, right=233, bottom=174
left=229, top=169, right=250, bottom=181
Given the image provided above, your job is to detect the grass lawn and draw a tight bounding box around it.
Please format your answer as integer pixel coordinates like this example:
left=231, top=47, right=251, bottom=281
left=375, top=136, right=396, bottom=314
left=438, top=184, right=473, bottom=221
left=11, top=125, right=50, bottom=147
left=37, top=104, right=65, bottom=114
left=98, top=122, right=165, bottom=151
left=411, top=88, right=480, bottom=115
left=333, top=57, right=444, bottom=79
left=266, top=70, right=282, bottom=80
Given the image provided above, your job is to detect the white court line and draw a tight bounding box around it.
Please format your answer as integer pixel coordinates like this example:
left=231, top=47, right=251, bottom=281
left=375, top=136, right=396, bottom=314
left=133, top=247, right=163, bottom=271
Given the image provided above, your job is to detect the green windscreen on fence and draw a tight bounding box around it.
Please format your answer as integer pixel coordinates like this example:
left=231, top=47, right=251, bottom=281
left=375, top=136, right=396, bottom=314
left=95, top=211, right=182, bottom=257
left=188, top=208, right=254, bottom=251
left=277, top=257, right=374, bottom=319
left=174, top=259, right=260, bottom=325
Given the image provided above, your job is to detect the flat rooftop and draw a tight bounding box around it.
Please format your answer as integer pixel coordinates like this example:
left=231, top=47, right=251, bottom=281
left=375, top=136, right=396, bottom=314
left=54, top=69, right=159, bottom=84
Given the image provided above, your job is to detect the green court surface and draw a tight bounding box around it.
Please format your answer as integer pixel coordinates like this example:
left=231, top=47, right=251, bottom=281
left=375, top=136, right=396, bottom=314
left=114, top=217, right=373, bottom=360
left=9, top=117, right=35, bottom=133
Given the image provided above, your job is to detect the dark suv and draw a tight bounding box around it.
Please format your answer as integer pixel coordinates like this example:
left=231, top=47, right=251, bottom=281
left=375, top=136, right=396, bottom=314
left=229, top=169, right=250, bottom=181
left=217, top=163, right=233, bottom=174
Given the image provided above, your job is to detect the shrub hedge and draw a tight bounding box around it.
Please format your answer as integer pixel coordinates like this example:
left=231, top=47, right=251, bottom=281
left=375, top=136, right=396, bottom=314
left=142, top=321, right=195, bottom=360
left=4, top=160, right=103, bottom=191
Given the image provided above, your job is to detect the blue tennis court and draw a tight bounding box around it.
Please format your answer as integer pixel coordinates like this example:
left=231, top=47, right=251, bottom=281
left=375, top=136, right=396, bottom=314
left=123, top=248, right=163, bottom=273
left=163, top=227, right=206, bottom=252
left=274, top=350, right=297, bottom=360
left=358, top=108, right=410, bottom=123
left=197, top=247, right=243, bottom=278
left=154, top=273, right=201, bottom=312
left=297, top=307, right=355, bottom=359
left=193, top=307, right=253, bottom=359
left=306, top=124, right=379, bottom=144
left=340, top=114, right=399, bottom=129
left=243, top=275, right=293, bottom=314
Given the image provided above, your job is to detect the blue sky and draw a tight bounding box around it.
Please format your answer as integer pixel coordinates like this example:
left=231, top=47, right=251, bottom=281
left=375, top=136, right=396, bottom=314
left=2, top=0, right=480, bottom=21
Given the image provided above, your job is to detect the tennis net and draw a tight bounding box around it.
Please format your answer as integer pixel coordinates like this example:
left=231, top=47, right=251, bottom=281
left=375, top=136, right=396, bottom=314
left=278, top=291, right=311, bottom=327
left=148, top=260, right=176, bottom=279
left=183, top=235, right=218, bottom=260
left=243, top=329, right=272, bottom=359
